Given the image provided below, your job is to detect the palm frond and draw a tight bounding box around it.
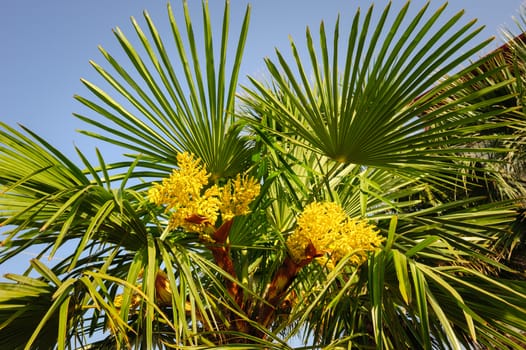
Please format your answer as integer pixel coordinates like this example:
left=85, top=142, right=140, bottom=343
left=243, top=2, right=518, bottom=182
left=74, top=1, right=254, bottom=179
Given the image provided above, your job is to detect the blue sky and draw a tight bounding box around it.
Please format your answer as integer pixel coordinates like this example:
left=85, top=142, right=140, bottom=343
left=1, top=0, right=525, bottom=162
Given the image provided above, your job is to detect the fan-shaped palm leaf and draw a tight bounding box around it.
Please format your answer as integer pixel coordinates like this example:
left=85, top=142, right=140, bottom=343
left=75, top=1, right=254, bottom=179
left=243, top=2, right=518, bottom=180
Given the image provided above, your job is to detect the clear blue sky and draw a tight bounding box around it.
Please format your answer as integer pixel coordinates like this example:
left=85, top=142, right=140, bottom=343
left=1, top=0, right=525, bottom=161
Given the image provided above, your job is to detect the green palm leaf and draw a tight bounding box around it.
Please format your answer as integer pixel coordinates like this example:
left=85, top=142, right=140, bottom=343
left=243, top=2, right=517, bottom=179
left=75, top=1, right=254, bottom=179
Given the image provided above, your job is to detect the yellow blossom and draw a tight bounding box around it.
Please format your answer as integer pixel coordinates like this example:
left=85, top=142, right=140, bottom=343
left=286, top=202, right=383, bottom=266
left=165, top=185, right=221, bottom=232
left=113, top=292, right=141, bottom=310
left=148, top=152, right=260, bottom=233
left=148, top=152, right=219, bottom=232
left=148, top=152, right=209, bottom=210
left=220, top=174, right=261, bottom=221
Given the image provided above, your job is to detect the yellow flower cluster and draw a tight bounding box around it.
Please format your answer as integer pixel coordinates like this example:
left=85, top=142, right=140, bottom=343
left=220, top=174, right=261, bottom=221
left=113, top=293, right=141, bottom=310
left=286, top=202, right=383, bottom=266
left=148, top=152, right=260, bottom=232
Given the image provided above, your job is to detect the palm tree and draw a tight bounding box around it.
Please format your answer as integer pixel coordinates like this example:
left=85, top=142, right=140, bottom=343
left=1, top=1, right=526, bottom=349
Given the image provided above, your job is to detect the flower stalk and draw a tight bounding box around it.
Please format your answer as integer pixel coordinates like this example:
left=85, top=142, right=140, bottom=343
left=148, top=152, right=260, bottom=334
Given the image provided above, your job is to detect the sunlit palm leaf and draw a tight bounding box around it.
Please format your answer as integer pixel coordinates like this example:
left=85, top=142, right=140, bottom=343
left=75, top=1, right=254, bottom=178
left=243, top=2, right=517, bottom=180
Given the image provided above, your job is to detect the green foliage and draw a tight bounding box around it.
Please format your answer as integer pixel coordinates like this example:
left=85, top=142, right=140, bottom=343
left=2, top=1, right=526, bottom=349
